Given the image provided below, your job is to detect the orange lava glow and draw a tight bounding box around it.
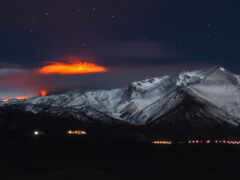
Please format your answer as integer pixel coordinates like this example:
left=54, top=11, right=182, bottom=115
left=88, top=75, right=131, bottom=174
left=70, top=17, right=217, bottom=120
left=38, top=60, right=107, bottom=75
left=2, top=98, right=10, bottom=102
left=2, top=96, right=30, bottom=102
left=1, top=90, right=48, bottom=102
left=40, top=90, right=47, bottom=96
left=16, top=96, right=31, bottom=100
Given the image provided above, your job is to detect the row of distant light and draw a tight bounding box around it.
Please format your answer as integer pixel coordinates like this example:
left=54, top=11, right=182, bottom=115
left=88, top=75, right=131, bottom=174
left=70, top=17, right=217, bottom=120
left=152, top=140, right=172, bottom=145
left=188, top=140, right=210, bottom=144
left=67, top=130, right=87, bottom=135
left=188, top=140, right=240, bottom=145
left=152, top=140, right=240, bottom=145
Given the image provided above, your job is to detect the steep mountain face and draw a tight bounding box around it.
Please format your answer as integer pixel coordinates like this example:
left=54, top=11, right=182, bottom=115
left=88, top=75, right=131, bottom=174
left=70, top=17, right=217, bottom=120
left=1, top=66, right=240, bottom=133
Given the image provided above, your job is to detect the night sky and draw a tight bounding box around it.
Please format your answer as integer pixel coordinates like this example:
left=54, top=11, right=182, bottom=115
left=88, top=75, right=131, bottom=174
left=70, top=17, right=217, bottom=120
left=0, top=0, right=239, bottom=97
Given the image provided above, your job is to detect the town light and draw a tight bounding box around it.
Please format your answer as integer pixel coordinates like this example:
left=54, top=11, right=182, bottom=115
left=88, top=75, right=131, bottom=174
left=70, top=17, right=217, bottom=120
left=67, top=130, right=87, bottom=135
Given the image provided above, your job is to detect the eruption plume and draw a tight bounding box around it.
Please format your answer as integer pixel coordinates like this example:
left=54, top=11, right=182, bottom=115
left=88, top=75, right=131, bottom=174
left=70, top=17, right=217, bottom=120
left=38, top=59, right=107, bottom=75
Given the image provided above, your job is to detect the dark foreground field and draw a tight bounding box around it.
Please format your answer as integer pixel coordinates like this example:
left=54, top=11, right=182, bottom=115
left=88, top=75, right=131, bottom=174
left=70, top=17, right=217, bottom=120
left=1, top=136, right=240, bottom=179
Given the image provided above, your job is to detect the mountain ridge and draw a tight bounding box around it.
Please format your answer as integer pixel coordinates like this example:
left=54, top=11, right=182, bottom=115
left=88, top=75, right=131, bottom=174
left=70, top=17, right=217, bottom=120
left=1, top=65, right=240, bottom=133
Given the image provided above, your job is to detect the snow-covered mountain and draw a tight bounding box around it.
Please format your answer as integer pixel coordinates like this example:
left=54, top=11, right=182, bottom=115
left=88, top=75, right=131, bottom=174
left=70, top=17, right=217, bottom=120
left=1, top=65, right=240, bottom=130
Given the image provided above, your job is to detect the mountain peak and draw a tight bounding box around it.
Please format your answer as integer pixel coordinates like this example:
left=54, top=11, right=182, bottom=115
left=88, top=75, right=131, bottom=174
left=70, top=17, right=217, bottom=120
left=2, top=65, right=240, bottom=130
left=219, top=66, right=226, bottom=72
left=176, top=65, right=233, bottom=87
left=210, top=65, right=228, bottom=73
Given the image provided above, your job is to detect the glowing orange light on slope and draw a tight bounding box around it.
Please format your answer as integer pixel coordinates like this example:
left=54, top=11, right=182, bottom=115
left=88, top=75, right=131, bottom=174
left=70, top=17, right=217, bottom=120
left=40, top=90, right=47, bottom=96
left=1, top=91, right=47, bottom=103
left=16, top=96, right=30, bottom=100
left=38, top=61, right=107, bottom=75
left=2, top=98, right=10, bottom=102
left=2, top=96, right=30, bottom=102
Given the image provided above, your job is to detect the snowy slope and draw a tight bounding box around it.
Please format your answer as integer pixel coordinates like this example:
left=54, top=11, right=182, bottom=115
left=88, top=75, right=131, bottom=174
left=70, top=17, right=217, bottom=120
left=2, top=65, right=240, bottom=127
left=22, top=75, right=176, bottom=125
left=185, top=66, right=240, bottom=125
